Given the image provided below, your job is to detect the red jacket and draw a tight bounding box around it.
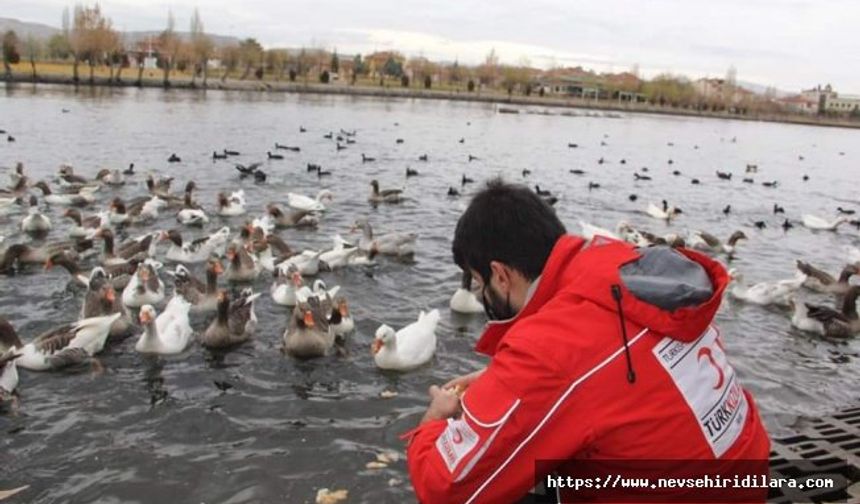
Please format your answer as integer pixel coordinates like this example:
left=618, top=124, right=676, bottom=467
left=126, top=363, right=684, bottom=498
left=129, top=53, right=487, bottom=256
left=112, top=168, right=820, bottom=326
left=406, top=235, right=770, bottom=503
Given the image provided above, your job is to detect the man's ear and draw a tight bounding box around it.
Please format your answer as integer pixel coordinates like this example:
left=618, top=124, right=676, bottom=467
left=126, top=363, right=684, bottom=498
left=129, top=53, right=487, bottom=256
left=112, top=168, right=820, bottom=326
left=489, top=261, right=510, bottom=291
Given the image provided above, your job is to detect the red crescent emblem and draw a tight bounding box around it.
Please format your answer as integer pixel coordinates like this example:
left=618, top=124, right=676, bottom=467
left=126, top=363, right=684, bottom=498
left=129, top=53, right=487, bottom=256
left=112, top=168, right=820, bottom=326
left=697, top=347, right=725, bottom=390
left=452, top=428, right=463, bottom=444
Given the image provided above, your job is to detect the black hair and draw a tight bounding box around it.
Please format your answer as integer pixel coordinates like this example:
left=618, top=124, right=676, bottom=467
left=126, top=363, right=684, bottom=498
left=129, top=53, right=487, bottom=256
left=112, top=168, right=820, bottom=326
left=453, top=178, right=566, bottom=282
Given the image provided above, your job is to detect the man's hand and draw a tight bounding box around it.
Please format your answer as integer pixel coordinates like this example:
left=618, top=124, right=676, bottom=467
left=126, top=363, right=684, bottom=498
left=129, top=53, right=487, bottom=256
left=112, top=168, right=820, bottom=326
left=443, top=368, right=485, bottom=393
left=420, top=385, right=462, bottom=424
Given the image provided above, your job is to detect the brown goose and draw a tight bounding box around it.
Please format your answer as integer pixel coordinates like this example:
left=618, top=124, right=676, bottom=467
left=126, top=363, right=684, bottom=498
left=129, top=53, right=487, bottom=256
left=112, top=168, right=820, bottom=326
left=200, top=288, right=260, bottom=348
left=283, top=296, right=334, bottom=358
left=266, top=204, right=318, bottom=228
left=1, top=239, right=93, bottom=273
left=171, top=259, right=223, bottom=313
left=46, top=251, right=136, bottom=290
left=95, top=228, right=154, bottom=267
left=790, top=286, right=860, bottom=338
left=3, top=312, right=120, bottom=371
left=369, top=180, right=403, bottom=204
left=80, top=268, right=134, bottom=340
left=796, top=261, right=858, bottom=294
left=225, top=243, right=260, bottom=282
left=146, top=175, right=174, bottom=198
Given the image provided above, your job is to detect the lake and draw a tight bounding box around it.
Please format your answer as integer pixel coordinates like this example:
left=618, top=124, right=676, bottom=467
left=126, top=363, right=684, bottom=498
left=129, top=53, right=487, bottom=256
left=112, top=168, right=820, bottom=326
left=1, top=84, right=858, bottom=503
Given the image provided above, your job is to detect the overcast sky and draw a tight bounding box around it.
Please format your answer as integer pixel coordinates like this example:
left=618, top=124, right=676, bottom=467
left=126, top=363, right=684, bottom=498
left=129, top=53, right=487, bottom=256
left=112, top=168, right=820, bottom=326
left=3, top=0, right=857, bottom=93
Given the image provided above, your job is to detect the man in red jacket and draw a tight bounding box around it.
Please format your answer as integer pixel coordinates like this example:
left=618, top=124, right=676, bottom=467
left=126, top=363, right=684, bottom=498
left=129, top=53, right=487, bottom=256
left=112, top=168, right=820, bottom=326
left=406, top=180, right=771, bottom=503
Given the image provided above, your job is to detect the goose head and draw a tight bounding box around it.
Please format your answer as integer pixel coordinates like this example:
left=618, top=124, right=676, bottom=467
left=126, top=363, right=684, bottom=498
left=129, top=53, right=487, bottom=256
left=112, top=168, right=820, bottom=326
left=138, top=305, right=157, bottom=326
left=0, top=317, right=23, bottom=352
left=727, top=231, right=748, bottom=245
left=372, top=325, right=396, bottom=355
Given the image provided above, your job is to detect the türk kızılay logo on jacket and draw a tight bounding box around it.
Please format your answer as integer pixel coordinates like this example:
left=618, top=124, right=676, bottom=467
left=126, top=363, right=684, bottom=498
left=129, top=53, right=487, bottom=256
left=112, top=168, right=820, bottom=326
left=653, top=326, right=749, bottom=458
left=436, top=417, right=479, bottom=472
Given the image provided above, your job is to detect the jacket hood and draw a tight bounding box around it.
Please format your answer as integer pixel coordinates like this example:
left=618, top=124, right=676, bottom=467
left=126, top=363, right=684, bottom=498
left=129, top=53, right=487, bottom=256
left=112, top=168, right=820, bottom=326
left=565, top=238, right=728, bottom=342
left=474, top=235, right=729, bottom=356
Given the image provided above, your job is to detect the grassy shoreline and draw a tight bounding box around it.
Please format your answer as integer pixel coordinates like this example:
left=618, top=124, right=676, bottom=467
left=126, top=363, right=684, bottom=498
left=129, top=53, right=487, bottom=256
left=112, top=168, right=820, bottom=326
left=3, top=69, right=859, bottom=130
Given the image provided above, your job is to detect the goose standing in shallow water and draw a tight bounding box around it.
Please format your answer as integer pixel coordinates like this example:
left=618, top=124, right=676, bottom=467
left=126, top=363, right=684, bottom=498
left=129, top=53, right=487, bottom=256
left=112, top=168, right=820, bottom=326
left=801, top=214, right=848, bottom=231
left=796, top=261, right=857, bottom=294
left=7, top=313, right=121, bottom=371
left=790, top=287, right=860, bottom=338
left=283, top=296, right=334, bottom=358
left=449, top=271, right=484, bottom=314
left=135, top=297, right=193, bottom=354
left=201, top=289, right=260, bottom=349
left=372, top=309, right=440, bottom=371
left=352, top=218, right=417, bottom=256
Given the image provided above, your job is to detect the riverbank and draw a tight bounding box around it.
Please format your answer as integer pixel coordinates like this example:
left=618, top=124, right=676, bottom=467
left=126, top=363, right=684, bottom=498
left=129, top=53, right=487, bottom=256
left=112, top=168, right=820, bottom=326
left=3, top=71, right=859, bottom=130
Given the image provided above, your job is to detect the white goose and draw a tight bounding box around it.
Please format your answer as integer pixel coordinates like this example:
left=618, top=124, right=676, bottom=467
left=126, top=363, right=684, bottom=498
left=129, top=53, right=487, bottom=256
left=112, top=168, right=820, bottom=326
left=372, top=309, right=440, bottom=371
left=162, top=227, right=230, bottom=264
left=12, top=313, right=121, bottom=371
left=122, top=260, right=165, bottom=308
left=135, top=297, right=193, bottom=354
left=0, top=347, right=19, bottom=397
left=728, top=269, right=806, bottom=307
left=319, top=235, right=361, bottom=269
left=217, top=190, right=246, bottom=217
left=287, top=190, right=333, bottom=213
left=578, top=220, right=620, bottom=242
left=271, top=264, right=304, bottom=306
left=33, top=181, right=96, bottom=206
left=20, top=198, right=52, bottom=233
left=646, top=200, right=681, bottom=221
left=138, top=196, right=167, bottom=221
left=847, top=246, right=860, bottom=266
left=449, top=271, right=484, bottom=314
left=801, top=214, right=848, bottom=231
left=177, top=208, right=209, bottom=227
left=276, top=250, right=324, bottom=276
left=789, top=298, right=825, bottom=335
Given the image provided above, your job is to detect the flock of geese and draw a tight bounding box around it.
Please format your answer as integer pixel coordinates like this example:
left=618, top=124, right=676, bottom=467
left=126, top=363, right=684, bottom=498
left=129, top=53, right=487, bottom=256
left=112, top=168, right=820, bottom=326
left=0, top=120, right=857, bottom=411
left=0, top=128, right=494, bottom=405
left=573, top=152, right=860, bottom=341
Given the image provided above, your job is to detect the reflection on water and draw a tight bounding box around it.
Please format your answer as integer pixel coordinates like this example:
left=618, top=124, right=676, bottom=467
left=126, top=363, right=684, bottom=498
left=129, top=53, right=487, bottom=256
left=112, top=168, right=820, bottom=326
left=1, top=83, right=859, bottom=502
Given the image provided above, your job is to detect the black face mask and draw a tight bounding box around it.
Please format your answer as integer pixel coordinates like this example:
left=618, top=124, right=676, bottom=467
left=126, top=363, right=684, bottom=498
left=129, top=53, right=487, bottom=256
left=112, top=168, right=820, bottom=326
left=482, top=282, right=516, bottom=321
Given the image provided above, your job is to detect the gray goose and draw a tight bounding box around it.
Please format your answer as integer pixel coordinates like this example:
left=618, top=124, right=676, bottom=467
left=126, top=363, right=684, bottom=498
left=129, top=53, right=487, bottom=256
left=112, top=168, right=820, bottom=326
left=171, top=259, right=223, bottom=313
left=266, top=204, right=318, bottom=228
left=791, top=286, right=860, bottom=338
left=283, top=296, right=334, bottom=359
left=200, top=288, right=260, bottom=349
left=80, top=268, right=134, bottom=340
left=796, top=261, right=858, bottom=295
left=369, top=180, right=403, bottom=204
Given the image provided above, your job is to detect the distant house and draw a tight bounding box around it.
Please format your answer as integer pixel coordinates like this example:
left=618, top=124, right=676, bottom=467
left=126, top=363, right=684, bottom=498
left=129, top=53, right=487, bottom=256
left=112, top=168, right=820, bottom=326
left=535, top=67, right=644, bottom=101
left=800, top=84, right=860, bottom=114
left=777, top=94, right=818, bottom=114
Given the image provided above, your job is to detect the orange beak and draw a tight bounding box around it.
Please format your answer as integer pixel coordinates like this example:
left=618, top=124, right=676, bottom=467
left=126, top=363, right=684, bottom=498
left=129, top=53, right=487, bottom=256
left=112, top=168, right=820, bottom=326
left=291, top=272, right=303, bottom=286
left=139, top=310, right=153, bottom=324
left=339, top=302, right=349, bottom=317
left=139, top=268, right=150, bottom=281
left=371, top=339, right=383, bottom=355
left=303, top=310, right=315, bottom=327
left=44, top=258, right=53, bottom=270
left=105, top=287, right=116, bottom=303
left=158, top=231, right=169, bottom=242
left=212, top=261, right=224, bottom=275
left=226, top=249, right=236, bottom=261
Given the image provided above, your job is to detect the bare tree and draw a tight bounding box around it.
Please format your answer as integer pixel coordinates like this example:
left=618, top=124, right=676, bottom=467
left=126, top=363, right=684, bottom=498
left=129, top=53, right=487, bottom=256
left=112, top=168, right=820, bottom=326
left=2, top=30, right=20, bottom=78
left=190, top=8, right=214, bottom=87
left=238, top=38, right=263, bottom=80
left=159, top=9, right=181, bottom=87
left=24, top=34, right=41, bottom=80
left=220, top=45, right=240, bottom=83
left=70, top=4, right=85, bottom=82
